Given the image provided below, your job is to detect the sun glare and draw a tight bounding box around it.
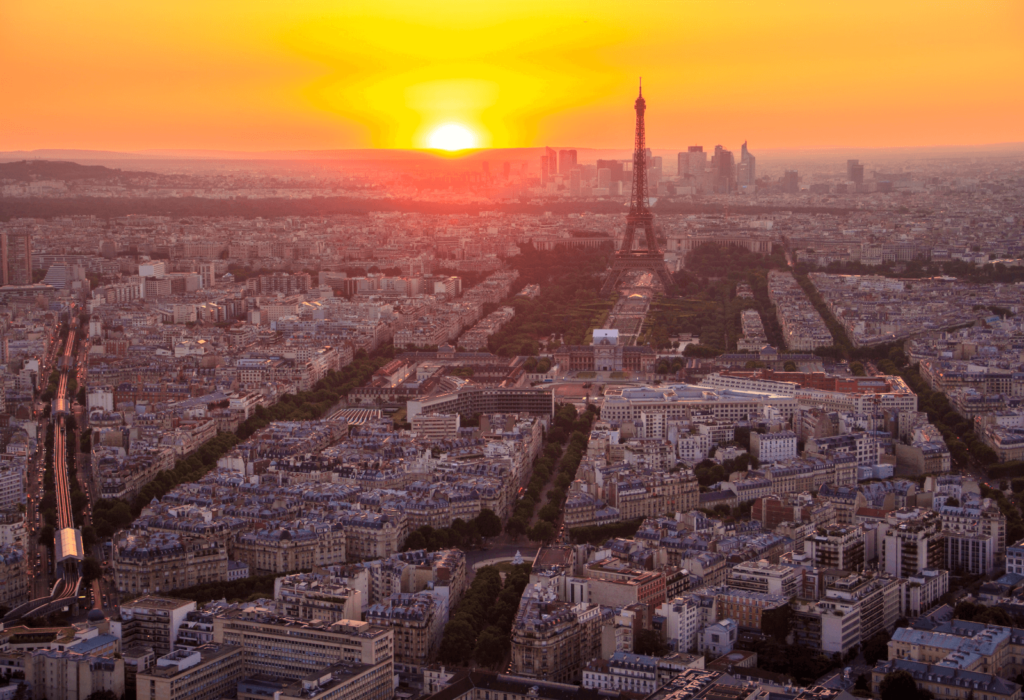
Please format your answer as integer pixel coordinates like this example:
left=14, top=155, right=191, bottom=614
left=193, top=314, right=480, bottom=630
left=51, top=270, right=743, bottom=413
left=428, top=123, right=476, bottom=151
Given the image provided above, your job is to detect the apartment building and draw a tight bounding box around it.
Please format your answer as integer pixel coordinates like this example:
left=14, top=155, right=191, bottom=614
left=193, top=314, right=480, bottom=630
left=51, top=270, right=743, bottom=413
left=804, top=526, right=865, bottom=572
left=510, top=583, right=612, bottom=684
left=726, top=560, right=799, bottom=598
left=273, top=574, right=363, bottom=623
left=657, top=596, right=702, bottom=653
left=882, top=509, right=944, bottom=578
left=871, top=659, right=1020, bottom=700
left=112, top=531, right=229, bottom=595
left=750, top=431, right=798, bottom=462
left=117, top=597, right=196, bottom=658
left=0, top=547, right=29, bottom=609
left=365, top=592, right=445, bottom=667
left=24, top=649, right=124, bottom=700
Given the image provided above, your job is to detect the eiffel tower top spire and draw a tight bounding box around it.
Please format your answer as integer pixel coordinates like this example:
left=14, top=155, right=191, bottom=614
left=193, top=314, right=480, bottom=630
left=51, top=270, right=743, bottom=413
left=630, top=81, right=649, bottom=217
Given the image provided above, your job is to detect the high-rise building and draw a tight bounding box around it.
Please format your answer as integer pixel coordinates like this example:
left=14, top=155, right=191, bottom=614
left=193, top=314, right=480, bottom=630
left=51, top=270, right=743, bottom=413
left=569, top=169, right=582, bottom=197
left=545, top=147, right=557, bottom=175
left=558, top=149, right=577, bottom=174
left=684, top=146, right=705, bottom=175
left=711, top=146, right=735, bottom=194
left=199, top=263, right=216, bottom=289
left=805, top=526, right=865, bottom=571
left=782, top=170, right=800, bottom=194
left=883, top=509, right=944, bottom=578
left=739, top=141, right=756, bottom=186
left=597, top=159, right=626, bottom=182
left=119, top=597, right=197, bottom=658
left=847, top=159, right=865, bottom=186
left=597, top=168, right=612, bottom=189
left=2, top=232, right=32, bottom=286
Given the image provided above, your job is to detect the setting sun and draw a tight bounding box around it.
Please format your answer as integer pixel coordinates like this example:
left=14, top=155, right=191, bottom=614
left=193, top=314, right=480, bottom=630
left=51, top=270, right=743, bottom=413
left=427, top=124, right=477, bottom=151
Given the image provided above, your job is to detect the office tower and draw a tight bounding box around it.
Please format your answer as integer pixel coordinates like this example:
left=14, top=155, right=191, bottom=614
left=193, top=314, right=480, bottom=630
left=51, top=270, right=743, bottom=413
left=711, top=145, right=735, bottom=194
left=740, top=141, right=756, bottom=186
left=596, top=159, right=626, bottom=183
left=782, top=170, right=800, bottom=194
left=687, top=146, right=706, bottom=174
left=1, top=232, right=32, bottom=286
left=540, top=155, right=549, bottom=184
left=598, top=168, right=612, bottom=189
left=544, top=147, right=557, bottom=175
left=558, top=149, right=577, bottom=175
left=847, top=159, right=864, bottom=186
left=569, top=168, right=582, bottom=197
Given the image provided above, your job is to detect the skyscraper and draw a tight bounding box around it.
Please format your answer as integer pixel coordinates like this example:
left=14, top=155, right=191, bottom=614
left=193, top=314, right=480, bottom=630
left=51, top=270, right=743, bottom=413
left=847, top=159, right=864, bottom=186
left=569, top=169, right=582, bottom=197
left=596, top=159, right=626, bottom=183
left=739, top=141, right=756, bottom=187
left=544, top=147, right=557, bottom=175
left=558, top=149, right=577, bottom=175
left=1, top=232, right=32, bottom=286
left=711, top=145, right=735, bottom=194
left=540, top=155, right=549, bottom=184
left=782, top=170, right=800, bottom=194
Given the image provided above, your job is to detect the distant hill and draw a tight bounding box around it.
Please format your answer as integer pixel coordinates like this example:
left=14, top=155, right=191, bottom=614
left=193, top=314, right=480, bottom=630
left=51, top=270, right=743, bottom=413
left=0, top=160, right=153, bottom=181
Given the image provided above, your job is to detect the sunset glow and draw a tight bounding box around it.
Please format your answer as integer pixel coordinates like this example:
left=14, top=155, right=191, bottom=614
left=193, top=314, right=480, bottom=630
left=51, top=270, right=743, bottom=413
left=2, top=0, right=1023, bottom=152
left=427, top=124, right=478, bottom=152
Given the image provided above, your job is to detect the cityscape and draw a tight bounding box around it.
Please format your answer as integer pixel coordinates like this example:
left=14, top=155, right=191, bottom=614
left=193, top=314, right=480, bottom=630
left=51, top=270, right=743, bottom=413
left=2, top=4, right=1024, bottom=700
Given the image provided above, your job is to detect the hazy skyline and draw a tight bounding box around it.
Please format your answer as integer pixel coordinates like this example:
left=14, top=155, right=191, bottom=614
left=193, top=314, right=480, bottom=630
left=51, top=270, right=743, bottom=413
left=4, top=0, right=1023, bottom=152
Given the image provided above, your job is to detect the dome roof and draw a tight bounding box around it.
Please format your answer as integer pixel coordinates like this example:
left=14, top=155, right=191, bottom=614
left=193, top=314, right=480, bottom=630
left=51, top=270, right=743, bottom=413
left=87, top=608, right=106, bottom=622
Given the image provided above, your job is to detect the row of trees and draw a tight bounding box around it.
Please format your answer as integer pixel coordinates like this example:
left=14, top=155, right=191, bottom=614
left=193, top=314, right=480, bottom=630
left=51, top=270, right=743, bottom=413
left=505, top=403, right=596, bottom=542
left=528, top=404, right=598, bottom=543
left=401, top=510, right=502, bottom=552
left=90, top=346, right=398, bottom=537
left=815, top=257, right=1024, bottom=286
left=437, top=563, right=532, bottom=667
left=895, top=363, right=999, bottom=468
left=133, top=571, right=289, bottom=606
left=504, top=441, right=561, bottom=541
left=568, top=518, right=645, bottom=545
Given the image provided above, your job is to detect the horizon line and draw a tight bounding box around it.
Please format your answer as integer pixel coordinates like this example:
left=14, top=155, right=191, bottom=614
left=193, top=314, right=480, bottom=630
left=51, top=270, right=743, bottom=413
left=2, top=141, right=1024, bottom=161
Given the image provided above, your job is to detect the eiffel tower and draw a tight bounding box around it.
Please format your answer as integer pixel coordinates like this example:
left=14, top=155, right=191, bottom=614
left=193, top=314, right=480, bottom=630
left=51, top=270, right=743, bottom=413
left=600, top=82, right=675, bottom=295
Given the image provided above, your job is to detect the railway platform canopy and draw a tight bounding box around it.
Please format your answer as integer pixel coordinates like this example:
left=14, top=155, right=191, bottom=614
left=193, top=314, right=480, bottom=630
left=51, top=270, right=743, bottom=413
left=55, top=527, right=84, bottom=563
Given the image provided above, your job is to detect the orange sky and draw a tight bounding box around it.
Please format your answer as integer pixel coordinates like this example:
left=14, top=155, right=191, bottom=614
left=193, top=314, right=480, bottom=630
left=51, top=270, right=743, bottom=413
left=3, top=1, right=1023, bottom=152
